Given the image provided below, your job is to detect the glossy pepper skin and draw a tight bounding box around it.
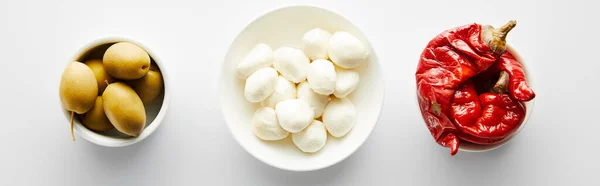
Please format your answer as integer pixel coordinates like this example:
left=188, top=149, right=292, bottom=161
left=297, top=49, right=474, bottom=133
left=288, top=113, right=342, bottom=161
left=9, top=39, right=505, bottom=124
left=478, top=52, right=536, bottom=101
left=450, top=80, right=526, bottom=144
left=416, top=21, right=517, bottom=155
left=417, top=23, right=498, bottom=155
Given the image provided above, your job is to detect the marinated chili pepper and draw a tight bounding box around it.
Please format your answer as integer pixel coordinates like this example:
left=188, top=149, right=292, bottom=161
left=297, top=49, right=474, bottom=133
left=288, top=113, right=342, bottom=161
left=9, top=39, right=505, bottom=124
left=416, top=20, right=518, bottom=155
left=477, top=52, right=536, bottom=102
left=451, top=72, right=526, bottom=145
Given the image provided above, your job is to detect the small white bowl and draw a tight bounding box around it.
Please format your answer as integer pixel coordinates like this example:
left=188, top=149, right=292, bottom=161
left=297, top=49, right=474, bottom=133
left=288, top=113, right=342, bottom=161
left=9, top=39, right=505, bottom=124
left=458, top=45, right=535, bottom=152
left=60, top=37, right=171, bottom=147
left=220, top=5, right=385, bottom=171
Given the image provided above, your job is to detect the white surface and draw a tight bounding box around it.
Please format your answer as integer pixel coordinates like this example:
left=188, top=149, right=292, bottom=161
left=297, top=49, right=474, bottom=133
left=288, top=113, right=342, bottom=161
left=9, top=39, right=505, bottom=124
left=221, top=5, right=384, bottom=171
left=0, top=0, right=598, bottom=185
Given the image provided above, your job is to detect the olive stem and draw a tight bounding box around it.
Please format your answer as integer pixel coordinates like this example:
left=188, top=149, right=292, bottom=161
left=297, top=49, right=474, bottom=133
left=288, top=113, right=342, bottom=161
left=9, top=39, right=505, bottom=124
left=105, top=80, right=109, bottom=86
left=491, top=71, right=510, bottom=94
left=70, top=111, right=75, bottom=141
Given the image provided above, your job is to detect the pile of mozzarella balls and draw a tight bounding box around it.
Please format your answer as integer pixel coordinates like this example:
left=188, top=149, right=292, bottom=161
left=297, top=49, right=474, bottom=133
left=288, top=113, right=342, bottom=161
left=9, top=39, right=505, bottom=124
left=236, top=28, right=367, bottom=153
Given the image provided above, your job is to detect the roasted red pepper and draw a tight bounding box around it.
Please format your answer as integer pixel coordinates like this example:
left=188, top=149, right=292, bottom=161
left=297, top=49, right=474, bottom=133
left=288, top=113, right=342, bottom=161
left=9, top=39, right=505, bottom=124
left=416, top=20, right=533, bottom=155
left=477, top=52, right=536, bottom=101
left=451, top=74, right=526, bottom=144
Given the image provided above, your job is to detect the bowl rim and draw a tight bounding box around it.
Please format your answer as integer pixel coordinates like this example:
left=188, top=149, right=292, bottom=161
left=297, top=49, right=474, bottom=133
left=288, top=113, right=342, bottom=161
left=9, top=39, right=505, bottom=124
left=60, top=36, right=171, bottom=147
left=414, top=44, right=535, bottom=153
left=219, top=4, right=386, bottom=171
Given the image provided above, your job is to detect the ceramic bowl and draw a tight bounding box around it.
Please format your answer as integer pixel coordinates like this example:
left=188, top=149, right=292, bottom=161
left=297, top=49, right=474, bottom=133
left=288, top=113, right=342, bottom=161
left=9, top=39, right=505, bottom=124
left=220, top=5, right=385, bottom=171
left=60, top=37, right=170, bottom=147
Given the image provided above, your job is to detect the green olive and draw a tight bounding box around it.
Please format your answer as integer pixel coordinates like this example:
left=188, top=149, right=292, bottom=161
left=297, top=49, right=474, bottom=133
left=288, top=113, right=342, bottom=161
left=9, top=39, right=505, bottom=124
left=59, top=61, right=98, bottom=140
left=102, top=82, right=146, bottom=136
left=84, top=59, right=116, bottom=94
left=103, top=42, right=150, bottom=80
left=128, top=63, right=163, bottom=104
left=81, top=96, right=114, bottom=132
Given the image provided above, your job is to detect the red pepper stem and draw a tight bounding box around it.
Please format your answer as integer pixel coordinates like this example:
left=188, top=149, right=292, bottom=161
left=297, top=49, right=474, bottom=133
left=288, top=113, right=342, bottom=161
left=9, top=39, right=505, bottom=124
left=431, top=101, right=442, bottom=116
left=495, top=20, right=517, bottom=41
left=492, top=71, right=510, bottom=94
left=482, top=20, right=517, bottom=55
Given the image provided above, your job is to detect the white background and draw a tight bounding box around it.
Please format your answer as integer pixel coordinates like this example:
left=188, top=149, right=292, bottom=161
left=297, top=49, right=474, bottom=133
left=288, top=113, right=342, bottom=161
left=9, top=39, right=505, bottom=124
left=1, top=0, right=598, bottom=185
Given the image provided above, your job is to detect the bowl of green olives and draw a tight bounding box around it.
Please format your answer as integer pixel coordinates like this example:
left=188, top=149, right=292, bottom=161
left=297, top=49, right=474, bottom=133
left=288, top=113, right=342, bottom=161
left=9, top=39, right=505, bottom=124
left=58, top=37, right=170, bottom=147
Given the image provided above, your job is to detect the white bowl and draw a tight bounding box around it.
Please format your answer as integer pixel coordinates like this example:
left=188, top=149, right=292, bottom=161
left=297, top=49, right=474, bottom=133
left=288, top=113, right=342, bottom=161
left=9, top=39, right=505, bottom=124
left=60, top=37, right=171, bottom=147
left=220, top=5, right=385, bottom=171
left=458, top=46, right=535, bottom=152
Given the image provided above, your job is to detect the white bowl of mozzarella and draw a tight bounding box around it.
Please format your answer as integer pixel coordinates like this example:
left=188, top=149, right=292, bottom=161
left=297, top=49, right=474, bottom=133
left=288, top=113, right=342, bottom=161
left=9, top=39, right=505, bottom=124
left=220, top=5, right=384, bottom=172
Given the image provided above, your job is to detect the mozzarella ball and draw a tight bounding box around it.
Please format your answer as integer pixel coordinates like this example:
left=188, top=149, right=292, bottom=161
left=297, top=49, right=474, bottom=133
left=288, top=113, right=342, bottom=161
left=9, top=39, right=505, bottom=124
left=302, top=28, right=332, bottom=60
left=322, top=97, right=356, bottom=137
left=253, top=107, right=289, bottom=140
left=244, top=67, right=278, bottom=103
left=328, top=32, right=369, bottom=69
left=333, top=68, right=360, bottom=98
left=236, top=43, right=273, bottom=79
left=273, top=47, right=310, bottom=83
left=292, top=120, right=327, bottom=153
left=307, top=59, right=336, bottom=95
left=275, top=99, right=314, bottom=133
left=261, top=76, right=296, bottom=108
left=297, top=81, right=331, bottom=118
